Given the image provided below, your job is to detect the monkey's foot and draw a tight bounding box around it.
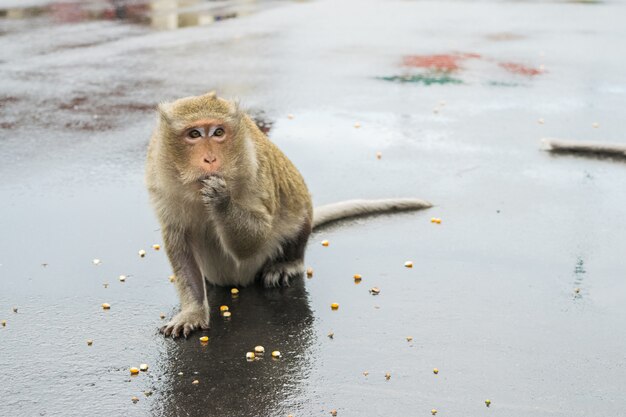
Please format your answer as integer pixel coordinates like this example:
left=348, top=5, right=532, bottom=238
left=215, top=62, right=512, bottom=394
left=160, top=308, right=210, bottom=338
left=262, top=261, right=304, bottom=287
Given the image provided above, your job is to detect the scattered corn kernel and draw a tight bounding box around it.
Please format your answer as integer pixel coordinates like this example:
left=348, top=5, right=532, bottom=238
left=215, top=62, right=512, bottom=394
left=160, top=313, right=166, bottom=319
left=330, top=410, right=337, bottom=416
left=92, top=259, right=101, bottom=265
left=385, top=372, right=391, bottom=380
left=538, top=118, right=545, bottom=124
left=254, top=346, right=265, bottom=354
left=220, top=305, right=229, bottom=312
left=138, top=249, right=146, bottom=257
left=592, top=122, right=599, bottom=128
left=330, top=303, right=339, bottom=310
left=169, top=275, right=176, bottom=282
left=223, top=311, right=232, bottom=318
left=321, top=240, right=329, bottom=247
left=139, top=364, right=149, bottom=372
left=363, top=371, right=369, bottom=376
left=152, top=244, right=161, bottom=250
left=192, top=379, right=199, bottom=385
left=328, top=331, right=334, bottom=339
left=433, top=368, right=439, bottom=374
left=131, top=396, right=139, bottom=404
left=119, top=275, right=126, bottom=282
left=435, top=218, right=442, bottom=224
left=231, top=288, right=239, bottom=295
left=485, top=399, right=491, bottom=407
left=376, top=151, right=382, bottom=159
left=287, top=114, right=294, bottom=119
left=246, top=352, right=255, bottom=360
left=87, top=340, right=93, bottom=346
left=271, top=350, right=281, bottom=358
left=354, top=122, right=361, bottom=128
left=406, top=336, right=413, bottom=342
left=306, top=267, right=314, bottom=277
left=199, top=336, right=209, bottom=343
left=574, top=287, right=581, bottom=294
left=103, top=283, right=109, bottom=288
left=130, top=367, right=140, bottom=375
left=370, top=287, right=380, bottom=295
left=101, top=303, right=111, bottom=310
left=431, top=409, right=437, bottom=415
left=353, top=274, right=362, bottom=282
left=404, top=261, right=413, bottom=268
left=1, top=320, right=6, bottom=327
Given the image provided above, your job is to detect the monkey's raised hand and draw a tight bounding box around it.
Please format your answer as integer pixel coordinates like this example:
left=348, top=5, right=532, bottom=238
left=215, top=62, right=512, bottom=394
left=201, top=176, right=230, bottom=209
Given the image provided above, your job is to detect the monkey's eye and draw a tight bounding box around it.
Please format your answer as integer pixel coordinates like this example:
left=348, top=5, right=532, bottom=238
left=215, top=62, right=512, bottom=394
left=188, top=129, right=202, bottom=139
left=213, top=127, right=225, bottom=137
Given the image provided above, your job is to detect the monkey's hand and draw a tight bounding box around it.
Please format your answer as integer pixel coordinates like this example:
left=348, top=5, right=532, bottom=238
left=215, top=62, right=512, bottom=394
left=201, top=176, right=230, bottom=209
left=160, top=307, right=210, bottom=338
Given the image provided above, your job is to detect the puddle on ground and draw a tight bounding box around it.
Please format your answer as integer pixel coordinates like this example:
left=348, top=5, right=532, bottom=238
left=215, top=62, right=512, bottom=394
left=379, top=52, right=544, bottom=87
left=0, top=0, right=274, bottom=30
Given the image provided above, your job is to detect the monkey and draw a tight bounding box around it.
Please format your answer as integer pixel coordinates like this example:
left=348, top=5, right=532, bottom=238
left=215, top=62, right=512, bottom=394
left=542, top=138, right=626, bottom=160
left=146, top=91, right=431, bottom=338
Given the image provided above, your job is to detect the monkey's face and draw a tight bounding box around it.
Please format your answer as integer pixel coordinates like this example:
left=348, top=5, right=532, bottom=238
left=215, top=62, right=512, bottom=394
left=182, top=119, right=230, bottom=178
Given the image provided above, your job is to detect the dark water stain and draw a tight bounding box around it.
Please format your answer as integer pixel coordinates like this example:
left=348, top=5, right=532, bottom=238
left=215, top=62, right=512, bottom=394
left=379, top=73, right=463, bottom=85
left=499, top=62, right=544, bottom=76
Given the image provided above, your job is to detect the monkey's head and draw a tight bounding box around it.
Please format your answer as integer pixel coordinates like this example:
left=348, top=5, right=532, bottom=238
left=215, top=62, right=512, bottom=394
left=157, top=91, right=251, bottom=185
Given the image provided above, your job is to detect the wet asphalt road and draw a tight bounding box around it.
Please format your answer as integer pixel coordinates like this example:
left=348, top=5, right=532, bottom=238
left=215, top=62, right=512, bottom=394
left=1, top=0, right=625, bottom=416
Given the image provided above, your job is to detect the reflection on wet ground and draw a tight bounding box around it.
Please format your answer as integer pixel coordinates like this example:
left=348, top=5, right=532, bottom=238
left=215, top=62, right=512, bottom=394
left=152, top=280, right=314, bottom=416
left=0, top=0, right=277, bottom=30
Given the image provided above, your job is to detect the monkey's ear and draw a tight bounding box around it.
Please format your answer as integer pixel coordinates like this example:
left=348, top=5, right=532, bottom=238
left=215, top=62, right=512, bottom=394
left=205, top=90, right=217, bottom=99
left=157, top=102, right=173, bottom=123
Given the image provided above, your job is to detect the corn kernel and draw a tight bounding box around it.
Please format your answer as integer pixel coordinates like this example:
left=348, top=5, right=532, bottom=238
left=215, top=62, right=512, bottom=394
left=306, top=267, right=314, bottom=277
left=92, top=259, right=101, bottom=265
left=321, top=240, right=329, bottom=247
left=139, top=364, right=149, bottom=372
left=199, top=336, right=209, bottom=343
left=538, top=118, right=545, bottom=124
left=192, top=379, right=199, bottom=384
left=271, top=350, right=281, bottom=358
left=406, top=336, right=413, bottom=342
left=169, top=275, right=176, bottom=282
left=220, top=305, right=229, bottom=312
left=254, top=345, right=265, bottom=354
left=87, top=339, right=93, bottom=346
left=431, top=409, right=437, bottom=415
left=330, top=410, right=337, bottom=416
left=353, top=274, right=362, bottom=282
left=160, top=313, right=165, bottom=319
left=1, top=320, right=6, bottom=327
left=433, top=368, right=439, bottom=374
left=138, top=249, right=146, bottom=257
left=363, top=371, right=369, bottom=376
left=354, top=122, right=361, bottom=128
left=574, top=287, right=581, bottom=294
left=435, top=218, right=442, bottom=224
left=119, top=275, right=126, bottom=282
left=430, top=217, right=437, bottom=223
left=130, top=367, right=139, bottom=375
left=330, top=303, right=339, bottom=310
left=131, top=396, right=139, bottom=404
left=287, top=114, right=294, bottom=119
left=385, top=372, right=391, bottom=380
left=246, top=352, right=255, bottom=360
left=485, top=399, right=491, bottom=407
left=12, top=307, right=17, bottom=313
left=592, top=122, right=599, bottom=128
left=101, top=303, right=111, bottom=310
left=152, top=244, right=161, bottom=250
left=223, top=311, right=232, bottom=318
left=370, top=287, right=380, bottom=295
left=404, top=261, right=413, bottom=268
left=376, top=151, right=382, bottom=159
left=231, top=288, right=239, bottom=295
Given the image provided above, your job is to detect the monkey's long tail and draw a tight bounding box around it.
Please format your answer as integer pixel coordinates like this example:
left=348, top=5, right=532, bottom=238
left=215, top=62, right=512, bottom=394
left=313, top=198, right=432, bottom=229
left=542, top=138, right=626, bottom=158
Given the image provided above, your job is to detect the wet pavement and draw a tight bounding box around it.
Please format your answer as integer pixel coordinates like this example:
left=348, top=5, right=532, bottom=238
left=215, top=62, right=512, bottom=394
left=1, top=0, right=626, bottom=416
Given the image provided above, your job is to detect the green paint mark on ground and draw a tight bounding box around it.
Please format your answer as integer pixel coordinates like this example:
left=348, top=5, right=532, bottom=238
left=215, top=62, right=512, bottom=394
left=379, top=74, right=463, bottom=85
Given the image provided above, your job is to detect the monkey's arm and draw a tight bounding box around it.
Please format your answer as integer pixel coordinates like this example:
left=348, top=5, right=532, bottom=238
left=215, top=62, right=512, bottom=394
left=201, top=176, right=273, bottom=260
left=160, top=226, right=210, bottom=338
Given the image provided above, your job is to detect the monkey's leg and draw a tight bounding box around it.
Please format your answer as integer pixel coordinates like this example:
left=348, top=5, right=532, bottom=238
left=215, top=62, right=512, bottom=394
left=201, top=176, right=272, bottom=259
left=160, top=228, right=209, bottom=338
left=260, top=221, right=311, bottom=287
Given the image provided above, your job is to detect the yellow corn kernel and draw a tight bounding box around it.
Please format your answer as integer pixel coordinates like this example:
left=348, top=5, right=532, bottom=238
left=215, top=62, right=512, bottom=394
left=152, top=244, right=161, bottom=250
left=306, top=267, right=314, bottom=277
left=330, top=303, right=339, bottom=310
left=199, top=336, right=209, bottom=343
left=231, top=288, right=239, bottom=295
left=101, top=303, right=111, bottom=310
left=271, top=350, right=281, bottom=358
left=433, top=368, right=439, bottom=374
left=220, top=305, right=229, bottom=312
left=254, top=345, right=265, bottom=354
left=404, top=261, right=413, bottom=268
left=353, top=274, right=362, bottom=282
left=321, top=240, right=329, bottom=247
left=246, top=352, right=255, bottom=360
left=130, top=367, right=139, bottom=375
left=86, top=340, right=93, bottom=346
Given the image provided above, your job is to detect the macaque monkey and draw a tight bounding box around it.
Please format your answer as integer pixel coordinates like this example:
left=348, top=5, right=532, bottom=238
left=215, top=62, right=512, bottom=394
left=146, top=92, right=431, bottom=338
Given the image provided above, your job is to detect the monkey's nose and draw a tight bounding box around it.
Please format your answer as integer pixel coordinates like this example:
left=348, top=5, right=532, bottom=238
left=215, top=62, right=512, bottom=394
left=204, top=156, right=216, bottom=164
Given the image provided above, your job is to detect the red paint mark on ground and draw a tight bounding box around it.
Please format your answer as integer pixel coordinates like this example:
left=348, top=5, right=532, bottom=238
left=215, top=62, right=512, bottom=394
left=499, top=62, right=543, bottom=76
left=403, top=53, right=481, bottom=72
